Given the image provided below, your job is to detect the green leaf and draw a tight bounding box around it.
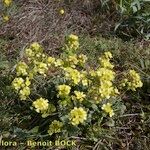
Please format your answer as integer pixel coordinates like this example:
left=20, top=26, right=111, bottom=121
left=0, top=61, right=9, bottom=69
left=91, top=103, right=99, bottom=111
left=140, top=59, right=145, bottom=69
left=42, top=113, right=50, bottom=118
left=48, top=103, right=56, bottom=113
left=120, top=104, right=126, bottom=115
left=29, top=126, right=39, bottom=133
left=105, top=119, right=115, bottom=127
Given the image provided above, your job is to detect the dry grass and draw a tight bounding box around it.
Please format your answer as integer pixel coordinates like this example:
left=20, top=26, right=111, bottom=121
left=0, top=0, right=95, bottom=55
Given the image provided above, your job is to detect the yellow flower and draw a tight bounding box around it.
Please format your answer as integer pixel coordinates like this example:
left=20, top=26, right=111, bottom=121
left=30, top=42, right=41, bottom=50
left=96, top=68, right=115, bottom=81
left=121, top=70, right=143, bottom=91
left=3, top=15, right=9, bottom=22
left=47, top=56, right=55, bottom=66
left=3, top=0, right=12, bottom=7
left=120, top=78, right=128, bottom=87
left=54, top=59, right=64, bottom=67
left=69, top=107, right=87, bottom=125
left=104, top=51, right=113, bottom=59
left=81, top=79, right=88, bottom=86
left=19, top=86, right=30, bottom=100
left=80, top=71, right=88, bottom=86
left=91, top=67, right=118, bottom=99
left=112, top=88, right=120, bottom=95
left=66, top=34, right=79, bottom=51
left=99, top=51, right=114, bottom=69
left=64, top=67, right=81, bottom=85
left=29, top=42, right=43, bottom=55
left=98, top=81, right=114, bottom=99
left=25, top=48, right=34, bottom=58
left=128, top=70, right=143, bottom=91
left=68, top=55, right=78, bottom=66
left=102, top=103, right=114, bottom=117
left=68, top=34, right=78, bottom=42
left=16, top=62, right=28, bottom=76
left=69, top=41, right=79, bottom=50
left=72, top=91, right=86, bottom=102
left=78, top=54, right=87, bottom=65
left=89, top=70, right=97, bottom=77
left=33, top=98, right=49, bottom=113
left=59, top=9, right=65, bottom=15
left=35, top=53, right=42, bottom=58
left=35, top=62, right=48, bottom=75
left=12, top=77, right=24, bottom=91
left=25, top=77, right=31, bottom=86
left=99, top=58, right=114, bottom=69
left=57, top=84, right=71, bottom=97
left=48, top=120, right=63, bottom=135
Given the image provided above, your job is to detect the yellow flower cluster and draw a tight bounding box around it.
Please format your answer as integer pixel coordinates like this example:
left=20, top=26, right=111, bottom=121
left=96, top=68, right=115, bottom=81
left=12, top=45, right=41, bottom=100
left=57, top=84, right=71, bottom=97
left=12, top=77, right=31, bottom=100
left=99, top=52, right=114, bottom=69
left=72, top=91, right=86, bottom=102
left=47, top=56, right=55, bottom=66
left=67, top=54, right=78, bottom=68
left=121, top=69, right=143, bottom=91
left=63, top=54, right=87, bottom=68
left=2, top=0, right=12, bottom=22
left=102, top=103, right=114, bottom=117
left=24, top=42, right=57, bottom=78
left=33, top=98, right=49, bottom=113
left=19, top=86, right=30, bottom=100
left=54, top=58, right=64, bottom=67
left=34, top=62, right=48, bottom=76
left=3, top=15, right=9, bottom=22
left=16, top=62, right=28, bottom=76
left=69, top=107, right=87, bottom=125
left=59, top=9, right=65, bottom=15
left=78, top=54, right=88, bottom=65
left=104, top=51, right=113, bottom=59
left=25, top=42, right=50, bottom=76
left=48, top=120, right=63, bottom=135
left=12, top=44, right=45, bottom=100
left=3, top=0, right=12, bottom=7
left=30, top=42, right=42, bottom=52
left=12, top=77, right=24, bottom=91
left=25, top=42, right=42, bottom=59
left=12, top=42, right=66, bottom=102
left=66, top=34, right=79, bottom=51
left=64, top=67, right=82, bottom=85
left=89, top=52, right=119, bottom=101
left=80, top=71, right=89, bottom=86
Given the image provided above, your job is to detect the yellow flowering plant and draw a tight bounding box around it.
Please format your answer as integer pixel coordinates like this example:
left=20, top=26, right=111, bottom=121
left=1, top=0, right=13, bottom=23
left=3, top=0, right=12, bottom=7
left=59, top=9, right=65, bottom=15
left=11, top=34, right=143, bottom=141
left=2, top=15, right=10, bottom=22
